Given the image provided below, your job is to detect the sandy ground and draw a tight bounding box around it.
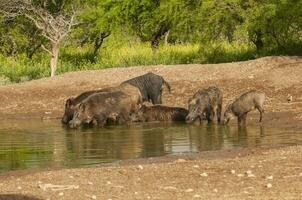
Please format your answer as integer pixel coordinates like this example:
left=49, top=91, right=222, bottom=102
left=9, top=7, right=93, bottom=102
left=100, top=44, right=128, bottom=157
left=0, top=56, right=302, bottom=199
left=0, top=146, right=301, bottom=200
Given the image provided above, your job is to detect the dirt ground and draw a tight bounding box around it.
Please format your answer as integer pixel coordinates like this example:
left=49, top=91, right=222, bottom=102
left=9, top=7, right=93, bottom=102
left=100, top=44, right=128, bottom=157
left=0, top=56, right=301, bottom=127
left=0, top=146, right=301, bottom=200
left=0, top=56, right=302, bottom=199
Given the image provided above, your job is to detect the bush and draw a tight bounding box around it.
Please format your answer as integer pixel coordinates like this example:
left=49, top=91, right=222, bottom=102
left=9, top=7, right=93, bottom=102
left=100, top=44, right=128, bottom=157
left=198, top=42, right=256, bottom=64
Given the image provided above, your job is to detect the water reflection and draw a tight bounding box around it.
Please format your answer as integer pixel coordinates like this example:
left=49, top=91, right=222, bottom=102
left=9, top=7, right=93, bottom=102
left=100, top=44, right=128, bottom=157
left=0, top=120, right=301, bottom=173
left=224, top=125, right=266, bottom=148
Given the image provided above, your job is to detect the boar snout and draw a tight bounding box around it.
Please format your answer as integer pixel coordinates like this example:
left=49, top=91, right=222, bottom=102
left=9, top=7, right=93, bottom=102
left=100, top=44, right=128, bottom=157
left=223, top=112, right=233, bottom=125
left=185, top=114, right=196, bottom=124
left=223, top=118, right=230, bottom=125
left=68, top=119, right=82, bottom=129
left=61, top=115, right=69, bottom=124
left=130, top=113, right=139, bottom=122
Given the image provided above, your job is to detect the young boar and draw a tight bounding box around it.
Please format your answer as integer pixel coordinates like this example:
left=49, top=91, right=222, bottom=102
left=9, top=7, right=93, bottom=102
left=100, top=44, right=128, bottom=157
left=223, top=90, right=265, bottom=125
left=68, top=86, right=142, bottom=128
left=186, top=86, right=223, bottom=124
left=130, top=105, right=188, bottom=122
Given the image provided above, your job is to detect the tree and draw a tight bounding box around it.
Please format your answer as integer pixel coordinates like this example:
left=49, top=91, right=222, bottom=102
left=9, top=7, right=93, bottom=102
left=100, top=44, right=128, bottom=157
left=242, top=0, right=302, bottom=52
left=159, top=0, right=202, bottom=44
left=0, top=0, right=77, bottom=77
left=112, top=0, right=170, bottom=49
left=198, top=0, right=243, bottom=42
left=0, top=16, right=45, bottom=59
left=74, top=0, right=112, bottom=61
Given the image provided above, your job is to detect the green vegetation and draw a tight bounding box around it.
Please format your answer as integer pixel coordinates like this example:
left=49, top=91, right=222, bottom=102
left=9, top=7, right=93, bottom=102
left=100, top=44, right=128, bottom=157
left=0, top=0, right=301, bottom=83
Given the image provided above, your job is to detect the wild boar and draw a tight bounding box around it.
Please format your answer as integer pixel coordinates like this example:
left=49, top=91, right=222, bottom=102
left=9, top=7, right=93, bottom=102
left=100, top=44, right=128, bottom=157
left=122, top=72, right=171, bottom=104
left=62, top=90, right=101, bottom=124
left=69, top=86, right=142, bottom=128
left=186, top=86, right=223, bottom=124
left=62, top=83, right=140, bottom=125
left=130, top=105, right=188, bottom=122
left=223, top=90, right=265, bottom=125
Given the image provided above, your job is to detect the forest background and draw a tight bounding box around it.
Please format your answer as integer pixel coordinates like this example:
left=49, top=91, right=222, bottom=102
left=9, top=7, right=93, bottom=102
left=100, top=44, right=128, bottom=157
left=0, top=0, right=301, bottom=82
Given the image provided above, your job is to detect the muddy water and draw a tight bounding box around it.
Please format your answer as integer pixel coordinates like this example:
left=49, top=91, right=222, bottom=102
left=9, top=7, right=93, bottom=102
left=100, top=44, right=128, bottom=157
left=0, top=120, right=301, bottom=173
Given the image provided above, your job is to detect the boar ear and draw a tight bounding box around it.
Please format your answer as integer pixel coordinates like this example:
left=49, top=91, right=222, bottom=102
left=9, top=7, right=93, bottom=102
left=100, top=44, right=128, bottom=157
left=79, top=103, right=86, bottom=112
left=137, top=104, right=144, bottom=110
left=137, top=104, right=142, bottom=109
left=191, top=98, right=197, bottom=104
left=66, top=97, right=75, bottom=107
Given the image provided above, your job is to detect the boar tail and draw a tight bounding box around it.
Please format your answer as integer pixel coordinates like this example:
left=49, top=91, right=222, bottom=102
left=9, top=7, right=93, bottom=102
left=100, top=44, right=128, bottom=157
left=163, top=79, right=171, bottom=93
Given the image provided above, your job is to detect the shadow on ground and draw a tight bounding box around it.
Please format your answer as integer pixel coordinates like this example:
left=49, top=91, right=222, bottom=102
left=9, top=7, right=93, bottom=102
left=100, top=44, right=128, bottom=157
left=0, top=194, right=42, bottom=200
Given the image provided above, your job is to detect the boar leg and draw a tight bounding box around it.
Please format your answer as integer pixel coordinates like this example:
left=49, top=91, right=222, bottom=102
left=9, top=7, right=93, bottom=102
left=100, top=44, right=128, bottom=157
left=117, top=115, right=127, bottom=124
left=95, top=115, right=107, bottom=127
left=206, top=108, right=215, bottom=123
left=117, top=111, right=131, bottom=124
left=237, top=114, right=247, bottom=126
left=256, top=106, right=264, bottom=122
left=205, top=114, right=212, bottom=123
left=156, top=94, right=163, bottom=104
left=97, top=120, right=107, bottom=127
left=91, top=119, right=98, bottom=127
left=211, top=107, right=216, bottom=123
left=242, top=114, right=247, bottom=124
left=217, top=104, right=222, bottom=123
left=197, top=115, right=203, bottom=125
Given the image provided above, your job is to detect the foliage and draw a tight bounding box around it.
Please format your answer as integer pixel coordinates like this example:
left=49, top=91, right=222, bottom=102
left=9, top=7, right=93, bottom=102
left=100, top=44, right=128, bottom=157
left=0, top=0, right=301, bottom=83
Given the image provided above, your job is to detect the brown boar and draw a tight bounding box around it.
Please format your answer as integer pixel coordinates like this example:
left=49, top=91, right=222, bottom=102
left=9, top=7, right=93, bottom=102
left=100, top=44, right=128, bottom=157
left=62, top=90, right=101, bottom=124
left=62, top=83, right=140, bottom=125
left=130, top=105, right=188, bottom=122
left=223, top=90, right=265, bottom=125
left=68, top=85, right=142, bottom=128
left=186, top=86, right=223, bottom=124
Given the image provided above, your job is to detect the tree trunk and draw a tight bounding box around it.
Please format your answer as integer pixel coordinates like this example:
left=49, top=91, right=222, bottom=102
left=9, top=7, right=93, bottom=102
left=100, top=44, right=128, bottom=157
left=251, top=30, right=264, bottom=52
left=50, top=42, right=59, bottom=77
left=27, top=43, right=42, bottom=59
left=164, top=30, right=170, bottom=45
left=151, top=26, right=169, bottom=50
left=6, top=36, right=17, bottom=57
left=93, top=32, right=110, bottom=57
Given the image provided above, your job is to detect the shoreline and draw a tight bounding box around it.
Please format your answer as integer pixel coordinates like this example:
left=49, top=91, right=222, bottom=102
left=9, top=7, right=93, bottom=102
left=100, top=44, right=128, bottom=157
left=0, top=145, right=268, bottom=178
left=0, top=145, right=301, bottom=199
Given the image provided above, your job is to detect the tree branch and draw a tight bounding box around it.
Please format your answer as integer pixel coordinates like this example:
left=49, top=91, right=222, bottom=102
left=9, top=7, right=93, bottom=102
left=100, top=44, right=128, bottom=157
left=41, top=44, right=53, bottom=55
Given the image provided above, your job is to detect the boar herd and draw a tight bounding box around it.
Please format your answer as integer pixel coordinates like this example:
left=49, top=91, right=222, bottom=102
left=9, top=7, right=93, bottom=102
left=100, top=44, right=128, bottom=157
left=62, top=72, right=265, bottom=128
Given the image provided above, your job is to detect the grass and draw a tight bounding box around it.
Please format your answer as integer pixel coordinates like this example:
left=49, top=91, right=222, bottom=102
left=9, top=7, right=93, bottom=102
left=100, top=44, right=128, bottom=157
left=0, top=40, right=301, bottom=84
left=197, top=42, right=256, bottom=64
left=0, top=43, right=200, bottom=83
left=59, top=43, right=200, bottom=70
left=0, top=55, right=49, bottom=83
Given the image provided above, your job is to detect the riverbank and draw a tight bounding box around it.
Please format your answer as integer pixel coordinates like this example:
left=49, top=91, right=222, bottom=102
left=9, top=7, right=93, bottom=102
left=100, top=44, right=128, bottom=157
left=0, top=145, right=301, bottom=199
left=0, top=56, right=301, bottom=199
left=0, top=56, right=301, bottom=128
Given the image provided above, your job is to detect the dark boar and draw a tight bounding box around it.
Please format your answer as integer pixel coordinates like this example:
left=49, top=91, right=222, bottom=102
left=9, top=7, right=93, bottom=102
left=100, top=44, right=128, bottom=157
left=62, top=84, right=139, bottom=125
left=223, top=90, right=265, bottom=125
left=186, top=86, right=223, bottom=124
left=69, top=85, right=142, bottom=128
left=62, top=90, right=101, bottom=124
left=130, top=105, right=188, bottom=122
left=122, top=72, right=171, bottom=104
